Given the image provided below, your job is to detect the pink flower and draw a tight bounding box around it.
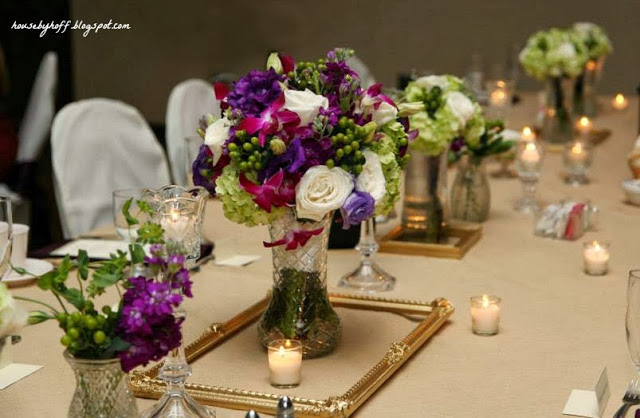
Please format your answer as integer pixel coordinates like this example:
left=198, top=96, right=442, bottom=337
left=237, top=94, right=300, bottom=146
left=263, top=227, right=324, bottom=250
left=239, top=169, right=296, bottom=212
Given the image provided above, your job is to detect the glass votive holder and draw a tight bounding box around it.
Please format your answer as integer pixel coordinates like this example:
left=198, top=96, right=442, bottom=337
left=267, top=339, right=302, bottom=388
left=470, top=295, right=501, bottom=336
left=563, top=140, right=593, bottom=186
left=583, top=241, right=610, bottom=276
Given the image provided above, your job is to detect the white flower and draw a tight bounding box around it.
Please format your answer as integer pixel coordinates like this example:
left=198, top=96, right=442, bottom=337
left=414, top=75, right=449, bottom=91
left=573, top=22, right=596, bottom=35
left=295, top=166, right=353, bottom=221
left=204, top=117, right=232, bottom=166
left=0, top=284, right=27, bottom=339
left=397, top=101, right=424, bottom=116
left=356, top=150, right=386, bottom=204
left=554, top=42, right=577, bottom=60
left=266, top=52, right=283, bottom=74
left=372, top=101, right=398, bottom=127
left=284, top=89, right=329, bottom=126
left=446, top=91, right=475, bottom=125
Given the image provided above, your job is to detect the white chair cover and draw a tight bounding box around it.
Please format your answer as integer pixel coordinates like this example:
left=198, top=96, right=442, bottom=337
left=51, top=98, right=171, bottom=238
left=17, top=51, right=58, bottom=163
left=347, top=55, right=376, bottom=89
left=166, top=79, right=219, bottom=186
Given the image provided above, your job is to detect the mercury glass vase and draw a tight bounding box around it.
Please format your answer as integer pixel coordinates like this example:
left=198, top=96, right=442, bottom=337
left=64, top=351, right=138, bottom=418
left=258, top=210, right=341, bottom=359
left=574, top=58, right=604, bottom=118
left=450, top=156, right=490, bottom=223
left=542, top=77, right=575, bottom=145
left=401, top=148, right=450, bottom=243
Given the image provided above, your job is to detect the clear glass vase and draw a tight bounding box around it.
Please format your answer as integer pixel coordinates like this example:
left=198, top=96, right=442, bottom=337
left=401, top=148, right=450, bottom=243
left=542, top=77, right=575, bottom=145
left=574, top=59, right=604, bottom=118
left=258, top=210, right=341, bottom=359
left=65, top=351, right=138, bottom=418
left=450, top=156, right=490, bottom=223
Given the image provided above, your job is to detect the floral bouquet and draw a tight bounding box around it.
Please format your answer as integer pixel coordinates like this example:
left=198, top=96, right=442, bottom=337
left=400, top=74, right=484, bottom=241
left=193, top=48, right=411, bottom=240
left=519, top=28, right=588, bottom=81
left=450, top=119, right=513, bottom=160
left=570, top=22, right=613, bottom=116
left=192, top=48, right=412, bottom=357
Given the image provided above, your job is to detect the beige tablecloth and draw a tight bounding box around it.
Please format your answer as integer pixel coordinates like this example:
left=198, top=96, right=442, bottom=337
left=3, top=94, right=640, bottom=417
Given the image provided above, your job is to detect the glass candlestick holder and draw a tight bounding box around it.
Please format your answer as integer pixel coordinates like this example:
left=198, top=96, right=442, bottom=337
left=563, top=140, right=593, bottom=186
left=338, top=218, right=395, bottom=292
left=514, top=139, right=544, bottom=213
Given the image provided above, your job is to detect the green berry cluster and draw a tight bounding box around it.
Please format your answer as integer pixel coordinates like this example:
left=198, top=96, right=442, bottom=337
left=286, top=59, right=326, bottom=92
left=326, top=117, right=376, bottom=175
left=228, top=130, right=271, bottom=178
left=56, top=302, right=119, bottom=357
left=423, top=86, right=444, bottom=118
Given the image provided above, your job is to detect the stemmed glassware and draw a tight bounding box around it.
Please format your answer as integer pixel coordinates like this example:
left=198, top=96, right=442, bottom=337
left=514, top=138, right=544, bottom=213
left=626, top=270, right=640, bottom=372
left=140, top=195, right=214, bottom=418
left=0, top=196, right=12, bottom=280
left=338, top=219, right=395, bottom=293
left=563, top=140, right=593, bottom=186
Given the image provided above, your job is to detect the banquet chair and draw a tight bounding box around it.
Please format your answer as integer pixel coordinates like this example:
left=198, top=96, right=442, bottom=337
left=166, top=79, right=220, bottom=186
left=347, top=55, right=376, bottom=89
left=51, top=98, right=171, bottom=238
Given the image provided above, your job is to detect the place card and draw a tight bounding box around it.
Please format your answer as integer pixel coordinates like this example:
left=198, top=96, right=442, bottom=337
left=215, top=255, right=261, bottom=267
left=562, top=368, right=610, bottom=418
left=0, top=363, right=43, bottom=390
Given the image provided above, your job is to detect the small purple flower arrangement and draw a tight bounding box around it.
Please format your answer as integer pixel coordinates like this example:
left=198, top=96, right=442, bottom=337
left=21, top=202, right=193, bottom=373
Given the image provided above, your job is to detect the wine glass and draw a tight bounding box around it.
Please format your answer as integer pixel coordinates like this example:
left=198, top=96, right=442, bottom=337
left=514, top=139, right=544, bottom=213
left=626, top=270, right=640, bottom=370
left=0, top=196, right=13, bottom=279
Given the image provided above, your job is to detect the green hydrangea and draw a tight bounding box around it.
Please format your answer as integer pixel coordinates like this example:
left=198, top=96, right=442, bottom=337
left=370, top=121, right=405, bottom=215
left=519, top=28, right=589, bottom=80
left=404, top=74, right=484, bottom=156
left=215, top=166, right=285, bottom=226
left=571, top=22, right=612, bottom=60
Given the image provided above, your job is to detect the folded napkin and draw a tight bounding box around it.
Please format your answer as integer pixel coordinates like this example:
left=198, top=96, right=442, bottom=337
left=50, top=239, right=130, bottom=259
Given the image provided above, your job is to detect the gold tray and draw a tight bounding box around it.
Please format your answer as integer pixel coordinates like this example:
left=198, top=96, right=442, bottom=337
left=130, top=293, right=454, bottom=417
left=378, top=222, right=482, bottom=259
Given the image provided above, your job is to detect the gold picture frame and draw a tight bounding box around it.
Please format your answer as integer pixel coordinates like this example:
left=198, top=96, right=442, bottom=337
left=130, top=293, right=454, bottom=417
left=378, top=222, right=482, bottom=259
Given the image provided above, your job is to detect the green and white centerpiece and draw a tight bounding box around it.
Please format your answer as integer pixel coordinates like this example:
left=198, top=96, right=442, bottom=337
left=519, top=28, right=588, bottom=144
left=401, top=74, right=484, bottom=242
left=192, top=49, right=411, bottom=357
left=571, top=22, right=613, bottom=117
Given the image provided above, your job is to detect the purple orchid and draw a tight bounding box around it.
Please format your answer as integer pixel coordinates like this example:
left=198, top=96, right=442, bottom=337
left=227, top=69, right=283, bottom=118
left=239, top=170, right=296, bottom=211
left=340, top=190, right=375, bottom=229
left=237, top=94, right=300, bottom=146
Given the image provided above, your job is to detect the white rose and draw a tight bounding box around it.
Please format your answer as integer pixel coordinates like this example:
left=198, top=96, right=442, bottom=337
left=204, top=117, right=232, bottom=166
left=554, top=42, right=577, bottom=60
left=295, top=166, right=353, bottom=221
left=372, top=101, right=398, bottom=126
left=284, top=89, right=329, bottom=126
left=356, top=150, right=386, bottom=204
left=414, top=75, right=449, bottom=91
left=446, top=91, right=475, bottom=125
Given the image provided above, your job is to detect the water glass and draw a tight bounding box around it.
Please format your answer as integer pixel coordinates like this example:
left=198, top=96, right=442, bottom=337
left=112, top=189, right=146, bottom=242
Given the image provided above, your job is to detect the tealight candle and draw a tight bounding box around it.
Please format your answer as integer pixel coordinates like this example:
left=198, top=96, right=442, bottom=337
left=612, top=93, right=628, bottom=111
left=470, top=295, right=501, bottom=335
left=575, top=116, right=592, bottom=138
left=568, top=141, right=588, bottom=164
left=268, top=339, right=302, bottom=388
left=522, top=126, right=536, bottom=142
left=160, top=208, right=190, bottom=242
left=489, top=86, right=508, bottom=107
left=583, top=241, right=610, bottom=275
left=519, top=142, right=541, bottom=171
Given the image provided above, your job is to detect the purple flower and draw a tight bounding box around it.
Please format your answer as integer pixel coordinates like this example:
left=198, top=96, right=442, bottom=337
left=259, top=137, right=333, bottom=182
left=227, top=69, right=283, bottom=117
left=450, top=137, right=465, bottom=153
left=340, top=190, right=375, bottom=229
left=173, top=268, right=192, bottom=297
left=192, top=145, right=216, bottom=195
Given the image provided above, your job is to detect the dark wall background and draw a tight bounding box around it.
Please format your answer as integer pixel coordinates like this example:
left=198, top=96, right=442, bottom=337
left=70, top=0, right=640, bottom=124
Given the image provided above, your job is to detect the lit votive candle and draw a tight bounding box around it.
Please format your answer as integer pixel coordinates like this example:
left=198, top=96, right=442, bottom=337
left=470, top=295, right=501, bottom=335
left=567, top=141, right=589, bottom=164
left=612, top=93, right=628, bottom=111
left=522, top=126, right=536, bottom=141
left=583, top=241, right=610, bottom=275
left=490, top=87, right=508, bottom=107
left=575, top=116, right=592, bottom=138
left=160, top=209, right=190, bottom=242
left=268, top=339, right=302, bottom=388
left=519, top=142, right=541, bottom=171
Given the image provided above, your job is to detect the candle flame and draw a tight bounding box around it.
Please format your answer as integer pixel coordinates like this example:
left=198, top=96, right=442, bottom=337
left=284, top=340, right=292, bottom=348
left=615, top=93, right=625, bottom=105
left=170, top=210, right=180, bottom=222
left=522, top=126, right=534, bottom=140
left=586, top=60, right=597, bottom=71
left=593, top=241, right=601, bottom=251
left=578, top=116, right=590, bottom=128
left=571, top=143, right=583, bottom=154
left=525, top=142, right=536, bottom=151
left=497, top=80, right=506, bottom=88
left=482, top=294, right=490, bottom=308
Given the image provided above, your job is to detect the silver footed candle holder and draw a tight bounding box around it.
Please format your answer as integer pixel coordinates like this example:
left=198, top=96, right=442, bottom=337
left=514, top=138, right=544, bottom=213
left=338, top=218, right=395, bottom=292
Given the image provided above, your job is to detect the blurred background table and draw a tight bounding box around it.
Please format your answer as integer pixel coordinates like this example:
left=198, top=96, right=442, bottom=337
left=4, top=94, right=640, bottom=417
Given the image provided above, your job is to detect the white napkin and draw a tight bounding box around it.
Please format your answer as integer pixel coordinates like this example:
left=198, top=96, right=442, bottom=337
left=51, top=239, right=130, bottom=259
left=215, top=255, right=261, bottom=267
left=0, top=364, right=43, bottom=390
